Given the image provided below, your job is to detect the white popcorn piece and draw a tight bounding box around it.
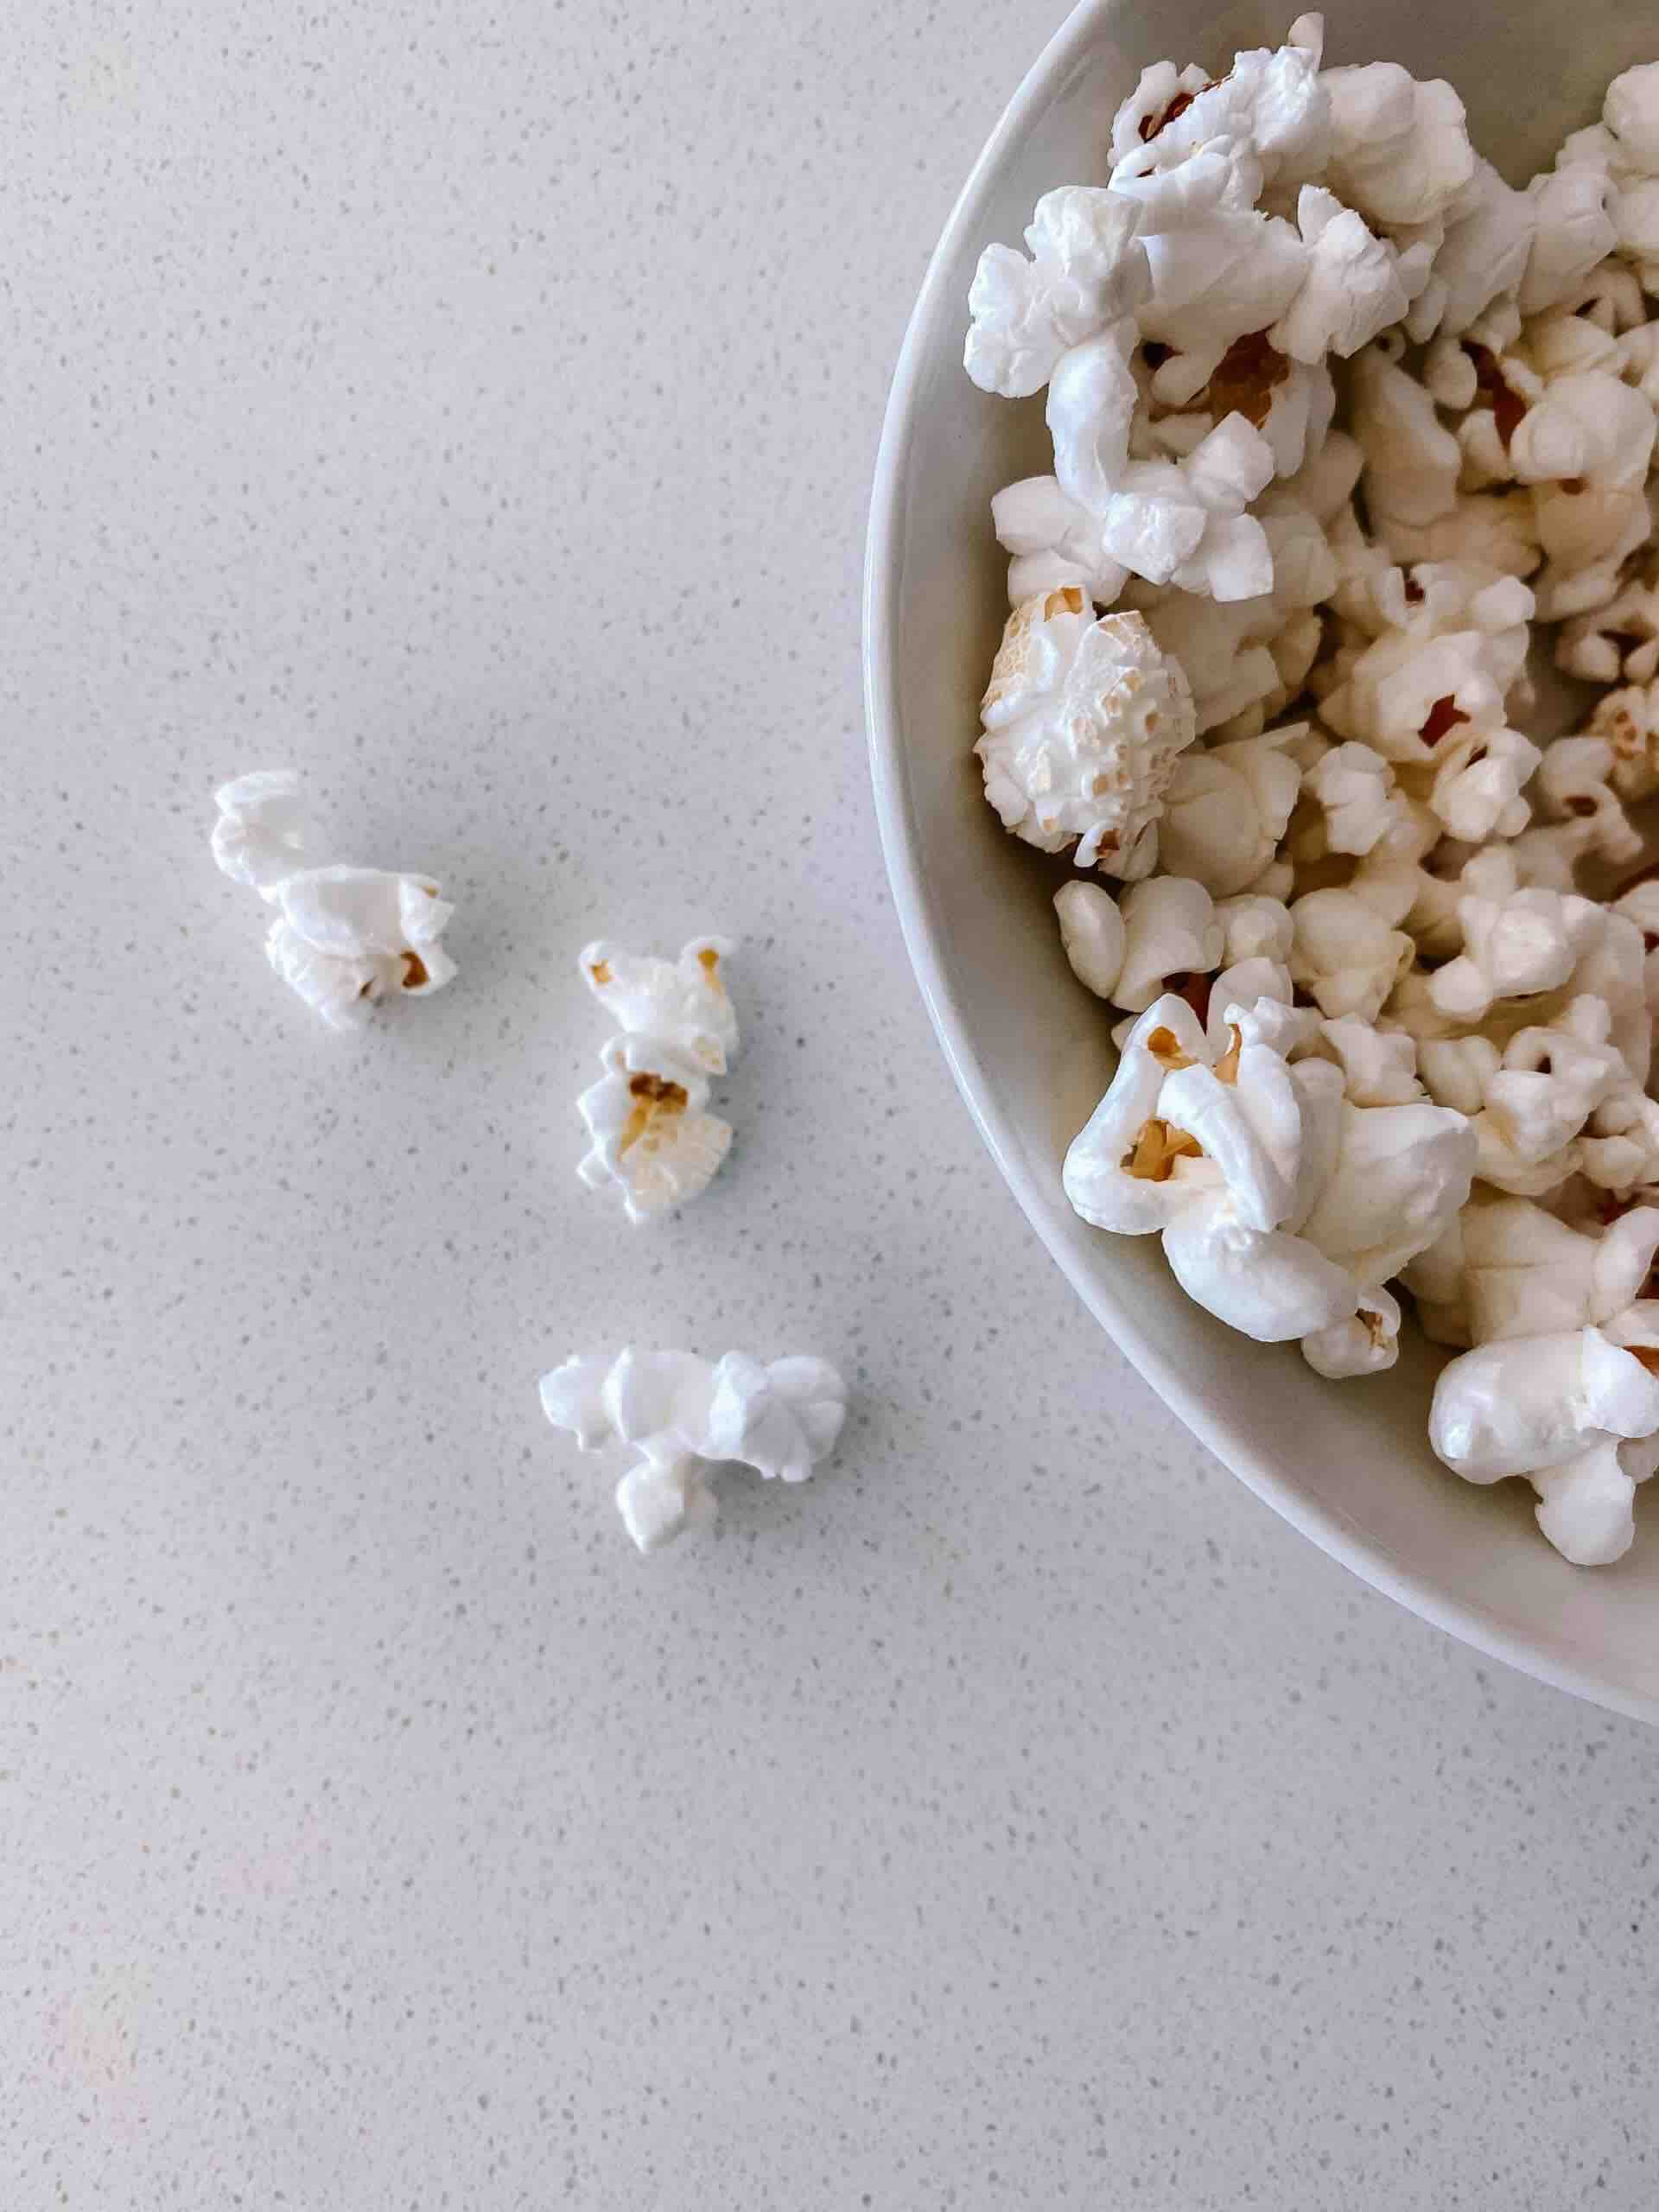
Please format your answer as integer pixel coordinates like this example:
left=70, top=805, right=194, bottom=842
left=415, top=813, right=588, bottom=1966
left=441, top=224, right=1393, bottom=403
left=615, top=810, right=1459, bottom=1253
left=1215, top=893, right=1294, bottom=969
left=1427, top=885, right=1600, bottom=1023
left=1288, top=887, right=1414, bottom=1022
left=1590, top=681, right=1659, bottom=802
left=1158, top=727, right=1302, bottom=896
left=977, top=592, right=1198, bottom=874
left=264, top=867, right=457, bottom=1033
left=1096, top=416, right=1278, bottom=602
left=1429, top=1325, right=1659, bottom=1565
left=1424, top=719, right=1540, bottom=844
left=1349, top=342, right=1461, bottom=531
left=1459, top=1196, right=1659, bottom=1345
left=1301, top=1283, right=1402, bottom=1379
left=540, top=1347, right=849, bottom=1552
left=1469, top=997, right=1628, bottom=1195
left=579, top=935, right=739, bottom=1075
left=211, top=770, right=314, bottom=897
left=1295, top=1095, right=1476, bottom=1288
left=1510, top=371, right=1656, bottom=490
left=575, top=1038, right=732, bottom=1225
left=964, top=188, right=1150, bottom=399
left=993, top=476, right=1130, bottom=608
left=1064, top=995, right=1356, bottom=1340
left=1109, top=22, right=1328, bottom=188
left=1309, top=1015, right=1421, bottom=1105
left=1532, top=1433, right=1659, bottom=1568
left=1611, top=881, right=1659, bottom=1010
left=1270, top=186, right=1420, bottom=364
left=1532, top=735, right=1642, bottom=868
left=1428, top=162, right=1537, bottom=340
left=1322, top=62, right=1475, bottom=230
left=1522, top=166, right=1620, bottom=317
left=575, top=935, right=741, bottom=1223
left=1053, top=880, right=1128, bottom=999
left=1556, top=571, right=1659, bottom=690
left=1113, top=874, right=1224, bottom=1012
left=1047, top=320, right=1142, bottom=515
left=1304, top=741, right=1402, bottom=855
left=211, top=774, right=458, bottom=1030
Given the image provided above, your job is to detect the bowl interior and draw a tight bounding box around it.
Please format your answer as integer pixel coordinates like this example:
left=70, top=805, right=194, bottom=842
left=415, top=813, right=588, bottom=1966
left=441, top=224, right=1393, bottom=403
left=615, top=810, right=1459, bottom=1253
left=866, top=0, right=1659, bottom=1718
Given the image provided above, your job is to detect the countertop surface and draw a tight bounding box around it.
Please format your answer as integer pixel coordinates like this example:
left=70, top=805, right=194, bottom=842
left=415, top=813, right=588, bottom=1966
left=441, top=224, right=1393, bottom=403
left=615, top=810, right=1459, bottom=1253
left=6, top=3, right=1659, bottom=2205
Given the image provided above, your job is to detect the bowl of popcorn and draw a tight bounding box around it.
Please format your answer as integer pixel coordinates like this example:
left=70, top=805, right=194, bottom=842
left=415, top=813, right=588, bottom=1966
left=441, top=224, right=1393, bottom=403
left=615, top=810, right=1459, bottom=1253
left=866, top=0, right=1659, bottom=1714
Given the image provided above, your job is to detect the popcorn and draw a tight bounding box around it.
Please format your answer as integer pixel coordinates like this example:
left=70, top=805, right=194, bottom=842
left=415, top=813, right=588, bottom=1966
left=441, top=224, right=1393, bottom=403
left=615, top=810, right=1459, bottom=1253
left=1349, top=342, right=1461, bottom=532
left=1468, top=997, right=1628, bottom=1194
left=575, top=1040, right=733, bottom=1224
left=977, top=592, right=1198, bottom=874
left=1112, top=875, right=1223, bottom=1011
left=1096, top=417, right=1277, bottom=601
left=1427, top=884, right=1599, bottom=1022
left=1428, top=162, right=1537, bottom=341
left=1303, top=741, right=1402, bottom=855
left=1109, top=21, right=1328, bottom=188
left=1510, top=372, right=1656, bottom=489
left=992, top=476, right=1129, bottom=607
left=1301, top=1283, right=1402, bottom=1378
left=1532, top=734, right=1643, bottom=867
left=1157, top=728, right=1302, bottom=895
left=1429, top=1325, right=1659, bottom=1564
left=1047, top=321, right=1142, bottom=515
left=1308, top=1014, right=1421, bottom=1105
left=1270, top=187, right=1420, bottom=362
left=1288, top=887, right=1413, bottom=1021
left=540, top=1347, right=849, bottom=1552
left=964, top=188, right=1149, bottom=398
left=575, top=935, right=740, bottom=1223
left=211, top=770, right=313, bottom=897
left=1422, top=719, right=1541, bottom=843
left=580, top=936, right=739, bottom=1075
left=264, top=867, right=457, bottom=1032
left=1521, top=167, right=1620, bottom=317
left=1321, top=62, right=1475, bottom=230
left=1053, top=880, right=1128, bottom=999
left=210, top=773, right=458, bottom=1030
left=963, top=26, right=1659, bottom=1562
left=1064, top=995, right=1356, bottom=1339
left=1215, top=892, right=1294, bottom=968
left=1556, top=567, right=1659, bottom=687
left=1294, top=1094, right=1476, bottom=1288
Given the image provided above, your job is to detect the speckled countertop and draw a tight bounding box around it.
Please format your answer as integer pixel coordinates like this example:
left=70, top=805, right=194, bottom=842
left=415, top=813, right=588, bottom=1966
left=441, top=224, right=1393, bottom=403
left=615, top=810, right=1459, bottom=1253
left=5, top=4, right=1659, bottom=2206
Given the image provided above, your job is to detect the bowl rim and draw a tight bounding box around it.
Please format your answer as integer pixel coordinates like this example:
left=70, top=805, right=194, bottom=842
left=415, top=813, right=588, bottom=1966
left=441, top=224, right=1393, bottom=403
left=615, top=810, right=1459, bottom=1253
left=861, top=0, right=1659, bottom=1726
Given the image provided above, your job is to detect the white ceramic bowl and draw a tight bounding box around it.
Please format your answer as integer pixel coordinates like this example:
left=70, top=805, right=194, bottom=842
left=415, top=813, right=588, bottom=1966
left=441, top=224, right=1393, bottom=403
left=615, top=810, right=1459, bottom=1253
left=866, top=0, right=1659, bottom=1719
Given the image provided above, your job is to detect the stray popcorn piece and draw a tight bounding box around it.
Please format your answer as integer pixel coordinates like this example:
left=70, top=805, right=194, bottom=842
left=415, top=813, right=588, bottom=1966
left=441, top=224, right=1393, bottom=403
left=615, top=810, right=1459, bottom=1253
left=579, top=934, right=739, bottom=1075
left=211, top=773, right=458, bottom=1029
left=264, top=867, right=457, bottom=1032
left=574, top=936, right=740, bottom=1224
left=211, top=770, right=314, bottom=897
left=978, top=593, right=1198, bottom=875
left=540, top=1347, right=849, bottom=1552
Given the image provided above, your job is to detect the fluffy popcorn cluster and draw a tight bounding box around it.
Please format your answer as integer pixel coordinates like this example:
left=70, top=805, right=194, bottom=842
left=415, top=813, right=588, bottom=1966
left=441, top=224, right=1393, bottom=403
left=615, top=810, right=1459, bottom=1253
left=575, top=936, right=741, bottom=1223
left=540, top=1347, right=849, bottom=1551
left=968, top=31, right=1659, bottom=1565
left=210, top=772, right=457, bottom=1030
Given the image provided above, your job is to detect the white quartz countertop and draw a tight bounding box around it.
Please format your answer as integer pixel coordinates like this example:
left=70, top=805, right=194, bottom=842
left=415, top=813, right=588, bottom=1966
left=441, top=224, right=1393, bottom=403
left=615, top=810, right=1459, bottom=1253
left=6, top=3, right=1659, bottom=2204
